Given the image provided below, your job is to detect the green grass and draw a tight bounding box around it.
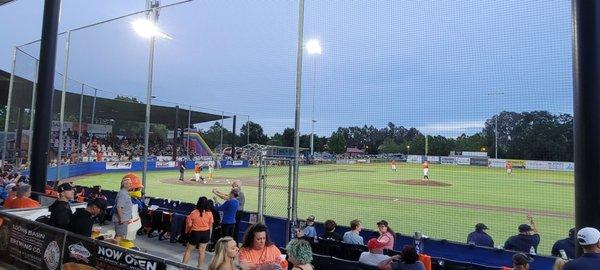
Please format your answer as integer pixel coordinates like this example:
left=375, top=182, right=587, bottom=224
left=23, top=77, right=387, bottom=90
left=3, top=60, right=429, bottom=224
left=75, top=162, right=574, bottom=255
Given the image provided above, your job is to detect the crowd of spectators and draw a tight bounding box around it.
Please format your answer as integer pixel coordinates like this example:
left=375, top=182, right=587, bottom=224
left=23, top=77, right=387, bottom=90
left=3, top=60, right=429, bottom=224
left=48, top=130, right=188, bottom=164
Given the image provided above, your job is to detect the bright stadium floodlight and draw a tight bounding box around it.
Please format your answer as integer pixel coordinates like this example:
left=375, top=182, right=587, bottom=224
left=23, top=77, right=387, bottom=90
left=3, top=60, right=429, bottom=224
left=306, top=39, right=322, bottom=55
left=132, top=19, right=172, bottom=39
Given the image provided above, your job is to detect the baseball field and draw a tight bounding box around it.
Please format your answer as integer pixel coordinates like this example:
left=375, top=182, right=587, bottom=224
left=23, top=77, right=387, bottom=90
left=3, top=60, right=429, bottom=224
left=74, top=162, right=573, bottom=255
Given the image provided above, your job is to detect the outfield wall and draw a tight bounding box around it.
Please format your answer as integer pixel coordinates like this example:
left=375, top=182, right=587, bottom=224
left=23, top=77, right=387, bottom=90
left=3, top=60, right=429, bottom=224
left=406, top=155, right=574, bottom=172
left=26, top=160, right=249, bottom=182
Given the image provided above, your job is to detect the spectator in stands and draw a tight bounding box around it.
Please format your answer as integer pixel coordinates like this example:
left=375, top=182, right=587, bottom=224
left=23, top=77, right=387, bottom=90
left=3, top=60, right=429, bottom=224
left=48, top=183, right=74, bottom=230
left=552, top=228, right=576, bottom=259
left=512, top=253, right=533, bottom=270
left=343, top=219, right=364, bottom=245
left=286, top=239, right=313, bottom=270
left=564, top=227, right=600, bottom=270
left=319, top=219, right=342, bottom=241
left=378, top=245, right=425, bottom=270
left=113, top=176, right=134, bottom=243
left=183, top=196, right=214, bottom=268
left=3, top=184, right=40, bottom=209
left=239, top=223, right=288, bottom=270
left=302, top=215, right=317, bottom=239
left=213, top=180, right=246, bottom=240
left=2, top=183, right=17, bottom=206
left=467, top=223, right=494, bottom=247
left=207, top=199, right=222, bottom=251
left=208, top=236, right=240, bottom=270
left=68, top=198, right=107, bottom=237
left=376, top=220, right=395, bottom=251
left=89, top=185, right=107, bottom=201
left=504, top=216, right=540, bottom=254
left=359, top=238, right=390, bottom=266
left=214, top=189, right=240, bottom=238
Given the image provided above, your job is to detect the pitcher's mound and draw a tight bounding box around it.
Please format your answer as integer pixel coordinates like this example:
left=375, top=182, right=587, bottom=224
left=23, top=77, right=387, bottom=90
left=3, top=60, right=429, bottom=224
left=388, top=179, right=452, bottom=187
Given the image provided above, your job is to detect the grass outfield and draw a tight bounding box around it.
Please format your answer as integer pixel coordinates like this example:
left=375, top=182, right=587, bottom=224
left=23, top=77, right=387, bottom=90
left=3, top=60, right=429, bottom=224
left=75, top=162, right=574, bottom=255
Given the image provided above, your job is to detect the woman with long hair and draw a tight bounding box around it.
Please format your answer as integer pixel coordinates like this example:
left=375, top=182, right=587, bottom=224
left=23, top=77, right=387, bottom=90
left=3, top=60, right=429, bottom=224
left=182, top=196, right=214, bottom=268
left=376, top=220, right=395, bottom=250
left=239, top=223, right=288, bottom=270
left=208, top=237, right=239, bottom=270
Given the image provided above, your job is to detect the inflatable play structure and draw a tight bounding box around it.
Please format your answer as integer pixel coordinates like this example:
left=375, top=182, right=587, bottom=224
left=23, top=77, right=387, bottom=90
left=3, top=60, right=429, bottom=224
left=182, top=131, right=214, bottom=157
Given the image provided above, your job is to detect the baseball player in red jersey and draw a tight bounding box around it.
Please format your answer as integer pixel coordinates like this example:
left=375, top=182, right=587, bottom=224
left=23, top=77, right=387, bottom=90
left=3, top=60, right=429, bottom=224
left=422, top=161, right=430, bottom=180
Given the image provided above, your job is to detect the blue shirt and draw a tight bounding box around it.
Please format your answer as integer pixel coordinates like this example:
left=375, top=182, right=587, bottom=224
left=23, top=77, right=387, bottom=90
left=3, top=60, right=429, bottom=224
left=343, top=231, right=364, bottom=245
left=467, top=230, right=494, bottom=247
left=551, top=238, right=576, bottom=259
left=563, top=253, right=600, bottom=270
left=303, top=225, right=317, bottom=238
left=215, top=199, right=239, bottom=225
left=504, top=234, right=540, bottom=253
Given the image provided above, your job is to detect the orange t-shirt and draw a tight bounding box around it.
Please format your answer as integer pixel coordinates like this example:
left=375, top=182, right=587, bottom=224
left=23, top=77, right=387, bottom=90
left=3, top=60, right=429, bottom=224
left=3, top=195, right=15, bottom=206
left=186, top=209, right=213, bottom=232
left=195, top=165, right=202, bottom=173
left=4, top=197, right=41, bottom=209
left=422, top=162, right=429, bottom=169
left=239, top=245, right=288, bottom=269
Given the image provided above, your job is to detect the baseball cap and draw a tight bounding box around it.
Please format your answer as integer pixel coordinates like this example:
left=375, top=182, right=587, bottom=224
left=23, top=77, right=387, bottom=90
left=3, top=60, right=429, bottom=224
left=306, top=215, right=315, bottom=222
left=57, top=183, right=73, bottom=193
left=475, top=223, right=488, bottom=230
left=377, top=220, right=389, bottom=227
left=512, top=253, right=534, bottom=266
left=367, top=238, right=385, bottom=250
left=518, top=224, right=532, bottom=233
left=577, top=227, right=600, bottom=246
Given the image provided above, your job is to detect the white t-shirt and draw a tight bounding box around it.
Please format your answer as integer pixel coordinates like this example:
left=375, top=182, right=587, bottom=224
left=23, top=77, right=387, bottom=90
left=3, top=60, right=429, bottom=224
left=359, top=252, right=390, bottom=266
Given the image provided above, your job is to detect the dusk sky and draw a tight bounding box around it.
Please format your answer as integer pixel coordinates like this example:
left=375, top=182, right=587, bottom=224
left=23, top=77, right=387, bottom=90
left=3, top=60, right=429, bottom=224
left=1, top=1, right=572, bottom=137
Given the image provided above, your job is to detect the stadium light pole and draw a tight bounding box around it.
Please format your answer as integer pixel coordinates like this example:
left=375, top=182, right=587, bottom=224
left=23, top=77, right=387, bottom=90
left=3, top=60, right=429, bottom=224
left=306, top=39, right=322, bottom=157
left=487, top=92, right=504, bottom=159
left=136, top=0, right=172, bottom=191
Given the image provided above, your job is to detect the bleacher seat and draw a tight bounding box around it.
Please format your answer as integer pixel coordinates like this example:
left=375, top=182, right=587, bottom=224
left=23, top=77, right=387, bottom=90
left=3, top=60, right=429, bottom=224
left=311, top=254, right=332, bottom=270
left=331, top=257, right=360, bottom=270
left=312, top=239, right=341, bottom=256
left=339, top=242, right=368, bottom=261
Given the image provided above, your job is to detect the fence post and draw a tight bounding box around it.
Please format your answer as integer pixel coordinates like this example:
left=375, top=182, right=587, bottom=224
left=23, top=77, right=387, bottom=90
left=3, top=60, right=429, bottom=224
left=258, top=154, right=265, bottom=224
left=2, top=47, right=17, bottom=166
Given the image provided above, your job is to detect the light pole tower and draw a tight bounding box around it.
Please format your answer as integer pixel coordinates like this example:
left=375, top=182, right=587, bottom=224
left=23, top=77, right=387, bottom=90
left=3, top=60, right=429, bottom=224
left=306, top=39, right=322, bottom=156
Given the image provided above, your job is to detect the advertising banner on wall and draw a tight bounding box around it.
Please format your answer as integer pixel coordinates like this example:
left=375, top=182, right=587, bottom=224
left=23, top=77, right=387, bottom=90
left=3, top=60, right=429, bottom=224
left=506, top=159, right=525, bottom=168
left=94, top=243, right=166, bottom=270
left=470, top=157, right=489, bottom=166
left=155, top=161, right=176, bottom=168
left=406, top=155, right=423, bottom=163
left=425, top=156, right=440, bottom=163
left=488, top=159, right=507, bottom=168
left=456, top=157, right=471, bottom=165
left=8, top=218, right=65, bottom=270
left=106, top=162, right=132, bottom=170
left=440, top=157, right=456, bottom=164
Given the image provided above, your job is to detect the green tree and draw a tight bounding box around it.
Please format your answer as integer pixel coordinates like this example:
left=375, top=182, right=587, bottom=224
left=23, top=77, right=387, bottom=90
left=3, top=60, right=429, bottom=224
left=282, top=128, right=295, bottom=147
left=328, top=132, right=347, bottom=154
left=239, top=121, right=268, bottom=145
left=379, top=138, right=402, bottom=153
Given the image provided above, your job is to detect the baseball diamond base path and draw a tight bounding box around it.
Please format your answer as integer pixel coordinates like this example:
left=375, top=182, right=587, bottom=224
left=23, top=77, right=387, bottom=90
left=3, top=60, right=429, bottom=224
left=158, top=177, right=572, bottom=219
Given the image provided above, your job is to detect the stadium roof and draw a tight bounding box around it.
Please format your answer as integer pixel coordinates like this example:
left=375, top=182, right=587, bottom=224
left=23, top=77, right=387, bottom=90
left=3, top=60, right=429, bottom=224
left=0, top=0, right=15, bottom=6
left=0, top=69, right=228, bottom=129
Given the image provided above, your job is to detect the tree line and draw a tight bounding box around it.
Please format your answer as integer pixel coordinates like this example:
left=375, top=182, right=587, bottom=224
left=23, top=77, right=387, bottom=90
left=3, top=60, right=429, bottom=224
left=200, top=110, right=573, bottom=162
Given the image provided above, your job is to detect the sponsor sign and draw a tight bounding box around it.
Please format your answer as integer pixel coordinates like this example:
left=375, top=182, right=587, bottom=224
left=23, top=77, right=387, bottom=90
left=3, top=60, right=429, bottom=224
left=62, top=235, right=97, bottom=269
left=564, top=162, right=574, bottom=171
left=8, top=218, right=65, bottom=270
left=106, top=162, right=132, bottom=170
left=406, top=155, right=423, bottom=164
left=488, top=159, right=507, bottom=168
left=506, top=159, right=525, bottom=168
left=440, top=157, right=456, bottom=164
left=525, top=160, right=573, bottom=171
left=470, top=157, right=489, bottom=166
left=95, top=243, right=166, bottom=270
left=456, top=157, right=471, bottom=165
left=461, top=151, right=488, bottom=157
left=426, top=156, right=440, bottom=163
left=155, top=161, right=176, bottom=168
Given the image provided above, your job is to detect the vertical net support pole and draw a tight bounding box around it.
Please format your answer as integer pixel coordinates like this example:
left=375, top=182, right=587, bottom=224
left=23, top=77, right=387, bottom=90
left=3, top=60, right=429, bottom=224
left=291, top=0, right=305, bottom=225
left=76, top=84, right=84, bottom=163
left=2, top=47, right=17, bottom=166
left=27, top=60, right=39, bottom=165
left=57, top=30, right=72, bottom=181
left=258, top=154, right=265, bottom=224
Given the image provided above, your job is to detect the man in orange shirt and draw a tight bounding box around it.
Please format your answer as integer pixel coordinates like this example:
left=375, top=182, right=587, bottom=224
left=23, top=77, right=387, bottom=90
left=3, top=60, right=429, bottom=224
left=390, top=160, right=397, bottom=172
left=506, top=162, right=513, bottom=175
left=2, top=183, right=17, bottom=206
left=194, top=163, right=204, bottom=183
left=4, top=184, right=40, bottom=209
left=422, top=161, right=430, bottom=180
